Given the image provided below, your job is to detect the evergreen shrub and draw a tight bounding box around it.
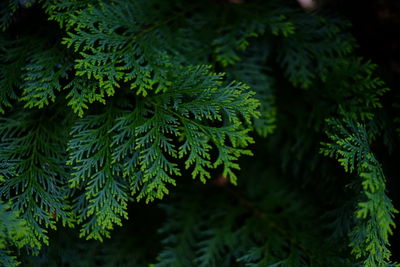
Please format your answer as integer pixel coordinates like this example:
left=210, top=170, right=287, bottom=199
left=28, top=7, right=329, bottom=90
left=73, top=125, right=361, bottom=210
left=0, top=0, right=398, bottom=266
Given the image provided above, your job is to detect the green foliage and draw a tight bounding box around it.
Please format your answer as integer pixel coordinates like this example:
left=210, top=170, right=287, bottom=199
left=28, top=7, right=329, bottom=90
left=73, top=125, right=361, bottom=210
left=0, top=203, right=28, bottom=267
left=20, top=45, right=71, bottom=109
left=0, top=1, right=25, bottom=31
left=0, top=36, right=28, bottom=114
left=61, top=0, right=182, bottom=97
left=227, top=41, right=276, bottom=137
left=1, top=161, right=30, bottom=266
left=0, top=108, right=73, bottom=249
left=211, top=7, right=294, bottom=67
left=321, top=59, right=389, bottom=120
left=153, top=169, right=348, bottom=267
left=0, top=0, right=399, bottom=266
left=63, top=76, right=106, bottom=117
left=0, top=200, right=30, bottom=267
left=112, top=66, right=258, bottom=194
left=67, top=103, right=128, bottom=241
left=66, top=66, right=258, bottom=240
left=21, top=205, right=160, bottom=267
left=277, top=14, right=354, bottom=89
left=321, top=118, right=398, bottom=266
